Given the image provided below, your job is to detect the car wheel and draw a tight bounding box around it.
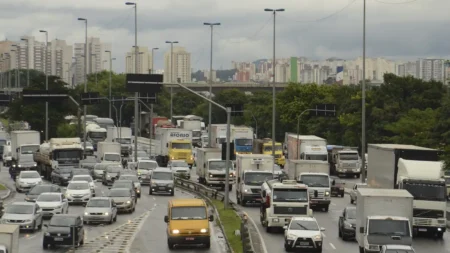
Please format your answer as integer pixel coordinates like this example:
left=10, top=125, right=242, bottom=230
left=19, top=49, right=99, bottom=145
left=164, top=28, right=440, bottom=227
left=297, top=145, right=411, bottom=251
left=350, top=198, right=354, bottom=204
left=149, top=188, right=153, bottom=195
left=113, top=214, right=117, bottom=222
left=338, top=227, right=342, bottom=238
left=167, top=240, right=174, bottom=249
left=341, top=193, right=344, bottom=198
left=32, top=221, right=37, bottom=232
left=108, top=216, right=113, bottom=224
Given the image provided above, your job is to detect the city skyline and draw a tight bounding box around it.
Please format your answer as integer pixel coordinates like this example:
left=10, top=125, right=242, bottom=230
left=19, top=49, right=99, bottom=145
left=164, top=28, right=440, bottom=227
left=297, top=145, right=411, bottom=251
left=0, top=0, right=449, bottom=74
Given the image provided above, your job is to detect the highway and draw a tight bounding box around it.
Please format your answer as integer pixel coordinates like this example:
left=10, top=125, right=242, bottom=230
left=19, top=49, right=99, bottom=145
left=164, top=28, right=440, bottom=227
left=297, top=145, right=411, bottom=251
left=0, top=162, right=226, bottom=253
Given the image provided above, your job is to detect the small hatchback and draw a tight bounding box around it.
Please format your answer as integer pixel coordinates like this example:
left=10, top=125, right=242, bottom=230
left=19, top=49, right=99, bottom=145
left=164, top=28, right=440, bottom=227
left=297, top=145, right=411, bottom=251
left=150, top=169, right=174, bottom=196
left=15, top=171, right=42, bottom=192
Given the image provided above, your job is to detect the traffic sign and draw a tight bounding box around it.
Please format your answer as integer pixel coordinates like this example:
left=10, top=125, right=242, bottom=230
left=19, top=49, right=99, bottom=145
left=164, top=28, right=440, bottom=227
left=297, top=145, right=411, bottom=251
left=126, top=74, right=163, bottom=93
left=80, top=92, right=100, bottom=105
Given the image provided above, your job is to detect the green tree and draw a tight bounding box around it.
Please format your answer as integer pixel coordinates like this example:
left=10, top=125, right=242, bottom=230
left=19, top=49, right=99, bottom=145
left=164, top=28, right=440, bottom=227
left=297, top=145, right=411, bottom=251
left=56, top=123, right=77, bottom=138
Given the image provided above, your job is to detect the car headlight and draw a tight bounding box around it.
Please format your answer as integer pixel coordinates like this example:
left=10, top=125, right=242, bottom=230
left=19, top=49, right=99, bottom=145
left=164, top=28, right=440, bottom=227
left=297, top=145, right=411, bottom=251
left=56, top=205, right=63, bottom=209
left=344, top=222, right=352, bottom=228
left=126, top=200, right=131, bottom=204
left=104, top=212, right=109, bottom=216
left=200, top=228, right=208, bottom=233
left=24, top=219, right=32, bottom=223
left=25, top=197, right=31, bottom=201
left=84, top=212, right=89, bottom=216
left=151, top=181, right=156, bottom=185
left=65, top=193, right=71, bottom=197
left=325, top=191, right=330, bottom=196
left=45, top=232, right=50, bottom=236
left=209, top=174, right=213, bottom=178
left=286, top=233, right=297, bottom=240
left=313, top=235, right=322, bottom=240
left=33, top=163, right=37, bottom=166
left=107, top=175, right=111, bottom=178
left=368, top=245, right=380, bottom=251
left=172, top=229, right=179, bottom=234
left=244, top=188, right=249, bottom=193
left=18, top=164, right=21, bottom=167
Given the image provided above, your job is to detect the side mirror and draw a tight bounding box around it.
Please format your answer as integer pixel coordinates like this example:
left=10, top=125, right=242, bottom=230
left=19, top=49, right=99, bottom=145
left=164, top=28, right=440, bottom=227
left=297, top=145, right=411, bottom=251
left=320, top=227, right=326, bottom=231
left=164, top=215, right=169, bottom=223
left=283, top=226, right=287, bottom=230
left=359, top=227, right=364, bottom=233
left=262, top=190, right=266, bottom=198
left=112, top=203, right=117, bottom=207
left=36, top=209, right=42, bottom=214
left=237, top=178, right=241, bottom=183
left=209, top=214, right=214, bottom=222
left=332, top=180, right=336, bottom=186
left=44, top=224, right=48, bottom=228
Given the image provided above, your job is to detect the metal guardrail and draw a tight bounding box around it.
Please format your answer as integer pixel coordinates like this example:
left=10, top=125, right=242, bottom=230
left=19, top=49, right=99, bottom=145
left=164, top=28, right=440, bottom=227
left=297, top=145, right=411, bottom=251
left=174, top=177, right=257, bottom=253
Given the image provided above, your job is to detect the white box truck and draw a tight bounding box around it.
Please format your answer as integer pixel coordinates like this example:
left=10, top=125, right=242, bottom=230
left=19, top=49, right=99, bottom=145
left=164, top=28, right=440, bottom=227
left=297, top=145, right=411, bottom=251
left=155, top=128, right=194, bottom=167
left=196, top=148, right=234, bottom=191
left=210, top=124, right=230, bottom=148
left=235, top=154, right=274, bottom=206
left=181, top=115, right=203, bottom=147
left=287, top=159, right=331, bottom=212
left=285, top=133, right=328, bottom=161
left=107, top=127, right=133, bottom=156
left=10, top=130, right=40, bottom=169
left=0, top=224, right=19, bottom=253
left=356, top=188, right=413, bottom=253
left=367, top=144, right=447, bottom=237
left=97, top=142, right=121, bottom=164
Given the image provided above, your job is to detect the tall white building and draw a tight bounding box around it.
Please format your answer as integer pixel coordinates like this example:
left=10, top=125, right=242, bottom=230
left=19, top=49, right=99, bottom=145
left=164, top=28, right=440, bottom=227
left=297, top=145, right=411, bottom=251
left=74, top=37, right=111, bottom=85
left=125, top=47, right=151, bottom=74
left=164, top=47, right=191, bottom=83
left=417, top=59, right=445, bottom=82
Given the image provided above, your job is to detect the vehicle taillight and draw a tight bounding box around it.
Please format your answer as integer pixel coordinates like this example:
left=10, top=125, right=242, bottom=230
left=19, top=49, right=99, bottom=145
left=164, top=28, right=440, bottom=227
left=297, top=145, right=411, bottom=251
left=265, top=195, right=270, bottom=206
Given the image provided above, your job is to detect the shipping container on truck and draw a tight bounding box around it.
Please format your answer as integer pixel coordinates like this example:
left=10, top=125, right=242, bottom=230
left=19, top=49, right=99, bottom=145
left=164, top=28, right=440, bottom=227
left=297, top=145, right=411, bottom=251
left=10, top=130, right=40, bottom=169
left=96, top=142, right=121, bottom=164
left=367, top=143, right=447, bottom=237
left=285, top=133, right=327, bottom=161
left=196, top=148, right=234, bottom=190
left=210, top=124, right=229, bottom=148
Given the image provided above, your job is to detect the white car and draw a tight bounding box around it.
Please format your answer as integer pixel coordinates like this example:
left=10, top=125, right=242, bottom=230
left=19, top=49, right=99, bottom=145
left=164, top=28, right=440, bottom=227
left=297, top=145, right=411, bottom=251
left=65, top=181, right=92, bottom=205
left=35, top=192, right=69, bottom=218
left=283, top=216, right=325, bottom=252
left=15, top=171, right=43, bottom=193
left=71, top=175, right=96, bottom=196
left=381, top=245, right=415, bottom=253
left=168, top=160, right=190, bottom=179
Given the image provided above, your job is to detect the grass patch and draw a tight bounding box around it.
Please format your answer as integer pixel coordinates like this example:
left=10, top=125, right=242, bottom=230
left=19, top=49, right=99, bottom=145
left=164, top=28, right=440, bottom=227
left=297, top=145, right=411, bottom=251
left=0, top=184, right=7, bottom=191
left=211, top=199, right=243, bottom=253
left=0, top=118, right=8, bottom=127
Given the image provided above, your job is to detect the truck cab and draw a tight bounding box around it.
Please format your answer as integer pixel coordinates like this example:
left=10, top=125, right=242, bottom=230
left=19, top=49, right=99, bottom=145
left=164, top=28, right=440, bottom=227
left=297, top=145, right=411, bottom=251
left=86, top=124, right=107, bottom=149
left=102, top=152, right=121, bottom=164
left=260, top=179, right=312, bottom=232
left=232, top=127, right=254, bottom=155
left=328, top=146, right=361, bottom=177
left=298, top=173, right=331, bottom=212
left=253, top=139, right=285, bottom=167
left=196, top=148, right=234, bottom=191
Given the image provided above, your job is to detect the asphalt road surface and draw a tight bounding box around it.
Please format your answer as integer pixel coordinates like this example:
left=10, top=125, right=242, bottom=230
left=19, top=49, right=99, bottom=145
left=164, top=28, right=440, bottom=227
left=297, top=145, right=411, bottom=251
left=0, top=163, right=226, bottom=253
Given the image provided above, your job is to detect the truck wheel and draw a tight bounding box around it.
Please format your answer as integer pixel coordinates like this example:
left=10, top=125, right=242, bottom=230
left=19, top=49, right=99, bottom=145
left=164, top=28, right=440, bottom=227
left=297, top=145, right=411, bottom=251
left=236, top=193, right=241, bottom=204
left=436, top=231, right=444, bottom=239
left=323, top=206, right=329, bottom=212
left=228, top=185, right=232, bottom=191
left=350, top=198, right=354, bottom=204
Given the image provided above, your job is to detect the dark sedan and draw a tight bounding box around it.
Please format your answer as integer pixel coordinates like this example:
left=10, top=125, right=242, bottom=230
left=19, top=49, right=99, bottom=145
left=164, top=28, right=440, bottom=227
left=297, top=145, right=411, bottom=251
left=25, top=184, right=61, bottom=202
left=330, top=176, right=345, bottom=197
left=338, top=206, right=356, bottom=241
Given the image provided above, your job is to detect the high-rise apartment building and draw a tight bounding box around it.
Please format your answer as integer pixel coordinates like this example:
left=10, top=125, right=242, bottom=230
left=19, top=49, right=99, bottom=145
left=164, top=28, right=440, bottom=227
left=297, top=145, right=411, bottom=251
left=74, top=37, right=111, bottom=85
left=417, top=59, right=445, bottom=82
left=164, top=47, right=191, bottom=83
left=125, top=47, right=151, bottom=74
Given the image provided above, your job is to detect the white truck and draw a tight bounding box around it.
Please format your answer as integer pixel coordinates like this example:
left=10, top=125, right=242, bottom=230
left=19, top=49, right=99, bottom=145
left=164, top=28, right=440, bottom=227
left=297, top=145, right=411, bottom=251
left=235, top=154, right=274, bottom=206
left=327, top=145, right=361, bottom=177
left=287, top=159, right=331, bottom=212
left=34, top=138, right=84, bottom=180
left=285, top=133, right=328, bottom=161
left=231, top=126, right=254, bottom=154
left=367, top=144, right=447, bottom=238
left=155, top=128, right=194, bottom=167
left=181, top=115, right=203, bottom=147
left=86, top=123, right=107, bottom=149
left=356, top=188, right=413, bottom=253
left=0, top=224, right=19, bottom=253
left=10, top=130, right=40, bottom=169
left=260, top=179, right=311, bottom=232
left=96, top=142, right=121, bottom=164
left=196, top=148, right=234, bottom=191
left=107, top=127, right=133, bottom=157
left=210, top=124, right=232, bottom=148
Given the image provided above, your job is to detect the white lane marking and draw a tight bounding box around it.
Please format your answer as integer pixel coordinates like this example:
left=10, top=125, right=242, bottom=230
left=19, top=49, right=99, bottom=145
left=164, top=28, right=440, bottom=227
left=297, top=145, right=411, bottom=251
left=26, top=234, right=37, bottom=240
left=321, top=232, right=326, bottom=238
left=245, top=212, right=269, bottom=253
left=331, top=202, right=336, bottom=206
left=329, top=242, right=336, bottom=250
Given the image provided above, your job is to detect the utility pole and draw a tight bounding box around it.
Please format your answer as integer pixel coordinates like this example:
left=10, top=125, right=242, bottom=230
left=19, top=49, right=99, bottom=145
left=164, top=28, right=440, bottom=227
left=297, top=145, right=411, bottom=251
left=361, top=0, right=367, bottom=183
left=39, top=30, right=49, bottom=141
left=203, top=22, right=221, bottom=148
left=165, top=41, right=179, bottom=122
left=105, top=50, right=114, bottom=119
left=77, top=17, right=88, bottom=152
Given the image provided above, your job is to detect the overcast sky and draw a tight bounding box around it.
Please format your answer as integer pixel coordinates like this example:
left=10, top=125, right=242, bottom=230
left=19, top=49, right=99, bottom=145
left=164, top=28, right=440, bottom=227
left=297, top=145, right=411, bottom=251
left=1, top=0, right=448, bottom=73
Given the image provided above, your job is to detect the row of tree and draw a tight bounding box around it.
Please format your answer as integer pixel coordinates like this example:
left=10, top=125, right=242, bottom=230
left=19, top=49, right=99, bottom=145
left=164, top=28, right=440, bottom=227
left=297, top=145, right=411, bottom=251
left=4, top=70, right=450, bottom=168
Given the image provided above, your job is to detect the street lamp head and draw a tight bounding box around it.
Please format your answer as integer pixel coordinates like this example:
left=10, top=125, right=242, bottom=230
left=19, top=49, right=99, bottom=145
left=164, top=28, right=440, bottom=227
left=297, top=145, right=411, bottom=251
left=153, top=47, right=159, bottom=50
left=125, top=2, right=136, bottom=5
left=264, top=8, right=274, bottom=12
left=276, top=8, right=285, bottom=12
left=105, top=50, right=111, bottom=53
left=39, top=30, right=47, bottom=33
left=77, top=18, right=87, bottom=22
left=173, top=41, right=179, bottom=44
left=21, top=38, right=28, bottom=41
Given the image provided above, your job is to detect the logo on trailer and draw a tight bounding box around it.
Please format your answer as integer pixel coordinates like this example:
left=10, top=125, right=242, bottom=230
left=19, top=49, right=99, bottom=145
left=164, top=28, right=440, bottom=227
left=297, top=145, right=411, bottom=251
left=170, top=132, right=190, bottom=138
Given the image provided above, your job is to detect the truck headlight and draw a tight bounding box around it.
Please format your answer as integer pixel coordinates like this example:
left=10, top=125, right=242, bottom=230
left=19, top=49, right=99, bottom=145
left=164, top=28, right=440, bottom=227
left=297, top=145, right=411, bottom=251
left=84, top=212, right=89, bottom=215
left=313, top=235, right=322, bottom=240
left=172, top=229, right=180, bottom=234
left=104, top=212, right=109, bottom=216
left=209, top=174, right=213, bottom=178
left=200, top=228, right=208, bottom=233
left=325, top=191, right=330, bottom=196
left=344, top=222, right=352, bottom=228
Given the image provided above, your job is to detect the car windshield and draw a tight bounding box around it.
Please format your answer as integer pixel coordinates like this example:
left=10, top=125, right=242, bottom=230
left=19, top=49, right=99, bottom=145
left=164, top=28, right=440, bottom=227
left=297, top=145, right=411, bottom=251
left=152, top=172, right=173, bottom=180
left=107, top=167, right=121, bottom=173
left=20, top=172, right=40, bottom=179
left=339, top=153, right=358, bottom=160
left=6, top=205, right=34, bottom=214
left=87, top=199, right=110, bottom=207
left=171, top=161, right=188, bottom=167
left=68, top=182, right=89, bottom=190
left=235, top=139, right=252, bottom=146
left=29, top=186, right=57, bottom=194
left=171, top=206, right=206, bottom=220
left=244, top=172, right=273, bottom=186
left=116, top=138, right=131, bottom=144
left=108, top=189, right=130, bottom=197
left=300, top=175, right=330, bottom=187
left=50, top=216, right=77, bottom=226
left=346, top=209, right=356, bottom=219
left=289, top=220, right=319, bottom=231
left=21, top=145, right=39, bottom=154
left=60, top=168, right=73, bottom=174
left=73, top=176, right=92, bottom=182
left=37, top=194, right=61, bottom=202
left=273, top=189, right=308, bottom=202
left=120, top=176, right=138, bottom=182
left=139, top=162, right=157, bottom=170
left=171, top=143, right=191, bottom=149
left=73, top=170, right=90, bottom=175
left=105, top=154, right=120, bottom=162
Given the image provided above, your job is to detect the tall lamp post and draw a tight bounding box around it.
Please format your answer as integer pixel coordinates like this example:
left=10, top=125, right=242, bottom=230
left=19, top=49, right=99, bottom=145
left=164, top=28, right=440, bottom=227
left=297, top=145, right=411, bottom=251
left=20, top=38, right=30, bottom=87
left=9, top=48, right=18, bottom=89
left=151, top=47, right=159, bottom=74
left=203, top=22, right=220, bottom=148
left=91, top=53, right=98, bottom=86
left=39, top=30, right=49, bottom=141
left=77, top=17, right=88, bottom=152
left=165, top=41, right=178, bottom=122
left=125, top=1, right=139, bottom=162
left=105, top=50, right=114, bottom=118
left=264, top=8, right=284, bottom=174
left=360, top=0, right=367, bottom=182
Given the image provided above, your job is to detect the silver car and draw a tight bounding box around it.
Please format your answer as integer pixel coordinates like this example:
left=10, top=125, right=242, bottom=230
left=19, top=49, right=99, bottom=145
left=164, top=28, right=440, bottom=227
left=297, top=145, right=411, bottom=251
left=93, top=163, right=111, bottom=180
left=350, top=183, right=367, bottom=204
left=118, top=174, right=142, bottom=198
left=36, top=193, right=69, bottom=219
left=83, top=197, right=118, bottom=224
left=137, top=160, right=158, bottom=185
left=1, top=202, right=43, bottom=232
left=168, top=160, right=190, bottom=179
left=149, top=169, right=174, bottom=196
left=15, top=171, right=43, bottom=192
left=107, top=188, right=136, bottom=213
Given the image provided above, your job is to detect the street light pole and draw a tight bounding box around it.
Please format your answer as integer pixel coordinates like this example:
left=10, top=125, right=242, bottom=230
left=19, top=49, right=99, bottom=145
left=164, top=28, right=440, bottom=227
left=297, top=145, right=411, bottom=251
left=361, top=0, right=367, bottom=183
left=10, top=47, right=18, bottom=89
left=105, top=50, right=113, bottom=118
left=203, top=22, right=220, bottom=148
left=126, top=1, right=139, bottom=162
left=65, top=62, right=70, bottom=84
left=264, top=8, right=284, bottom=175
left=20, top=38, right=30, bottom=87
left=91, top=53, right=98, bottom=87
left=165, top=41, right=179, bottom=123
left=77, top=17, right=88, bottom=152
left=151, top=47, right=159, bottom=74
left=39, top=30, right=49, bottom=141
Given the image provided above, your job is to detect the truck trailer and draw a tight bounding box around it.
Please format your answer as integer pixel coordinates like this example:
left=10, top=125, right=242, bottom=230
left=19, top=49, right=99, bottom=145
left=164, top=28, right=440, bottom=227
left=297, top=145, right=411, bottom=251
left=10, top=130, right=40, bottom=170
left=0, top=224, right=19, bottom=253
left=107, top=127, right=133, bottom=156
left=285, top=133, right=328, bottom=161
left=231, top=126, right=253, bottom=154
left=367, top=144, right=447, bottom=237
left=96, top=142, right=121, bottom=164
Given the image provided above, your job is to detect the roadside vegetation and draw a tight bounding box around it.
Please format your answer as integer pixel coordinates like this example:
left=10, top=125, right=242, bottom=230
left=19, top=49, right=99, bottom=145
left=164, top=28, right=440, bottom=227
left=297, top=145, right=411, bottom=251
left=212, top=199, right=243, bottom=253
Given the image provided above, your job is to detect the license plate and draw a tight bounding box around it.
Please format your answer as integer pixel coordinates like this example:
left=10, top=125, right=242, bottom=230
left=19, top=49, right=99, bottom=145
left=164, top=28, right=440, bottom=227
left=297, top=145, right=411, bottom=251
left=419, top=228, right=427, bottom=232
left=74, top=199, right=82, bottom=202
left=185, top=237, right=194, bottom=241
left=310, top=201, right=317, bottom=203
left=300, top=242, right=309, bottom=246
left=54, top=237, right=63, bottom=241
left=159, top=187, right=165, bottom=190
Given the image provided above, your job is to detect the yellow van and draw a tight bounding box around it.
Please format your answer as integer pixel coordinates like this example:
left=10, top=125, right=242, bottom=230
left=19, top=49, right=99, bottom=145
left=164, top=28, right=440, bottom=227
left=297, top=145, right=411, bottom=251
left=164, top=198, right=214, bottom=249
